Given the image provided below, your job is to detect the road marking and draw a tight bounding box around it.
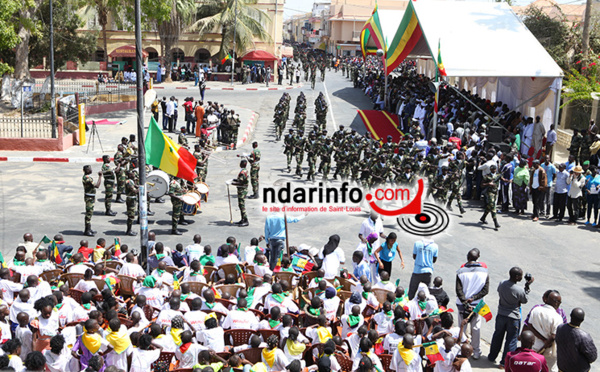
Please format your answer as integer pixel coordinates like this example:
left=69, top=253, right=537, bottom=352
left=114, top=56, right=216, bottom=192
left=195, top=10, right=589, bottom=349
left=322, top=78, right=337, bottom=131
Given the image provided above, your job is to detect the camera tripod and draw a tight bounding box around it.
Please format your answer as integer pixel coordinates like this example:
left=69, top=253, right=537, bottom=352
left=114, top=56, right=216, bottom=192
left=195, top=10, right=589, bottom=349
left=86, top=120, right=104, bottom=153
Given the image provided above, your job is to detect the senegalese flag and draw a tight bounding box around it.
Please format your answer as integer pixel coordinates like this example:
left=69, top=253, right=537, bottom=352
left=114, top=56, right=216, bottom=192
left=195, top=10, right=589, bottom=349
left=472, top=300, right=493, bottom=322
left=437, top=39, right=447, bottom=77
left=51, top=241, right=61, bottom=264
left=211, top=287, right=221, bottom=299
left=235, top=264, right=245, bottom=280
left=360, top=2, right=386, bottom=60
left=221, top=54, right=232, bottom=65
left=291, top=256, right=314, bottom=273
left=386, top=0, right=423, bottom=75
left=423, top=342, right=444, bottom=363
left=145, top=116, right=198, bottom=183
left=114, top=238, right=121, bottom=257
left=273, top=250, right=284, bottom=273
left=0, top=251, right=4, bottom=268
left=173, top=272, right=181, bottom=290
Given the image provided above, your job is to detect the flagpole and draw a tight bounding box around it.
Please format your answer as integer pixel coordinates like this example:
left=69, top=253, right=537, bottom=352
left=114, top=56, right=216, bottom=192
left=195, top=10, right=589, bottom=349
left=134, top=0, right=149, bottom=274
left=231, top=0, right=237, bottom=86
left=432, top=79, right=439, bottom=140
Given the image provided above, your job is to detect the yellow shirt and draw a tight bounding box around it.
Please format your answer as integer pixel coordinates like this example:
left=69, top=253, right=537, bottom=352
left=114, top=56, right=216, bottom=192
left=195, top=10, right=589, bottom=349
left=93, top=247, right=105, bottom=263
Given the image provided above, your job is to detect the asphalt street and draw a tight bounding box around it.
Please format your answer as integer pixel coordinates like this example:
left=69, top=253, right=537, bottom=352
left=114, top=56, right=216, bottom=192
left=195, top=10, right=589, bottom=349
left=0, top=72, right=599, bottom=370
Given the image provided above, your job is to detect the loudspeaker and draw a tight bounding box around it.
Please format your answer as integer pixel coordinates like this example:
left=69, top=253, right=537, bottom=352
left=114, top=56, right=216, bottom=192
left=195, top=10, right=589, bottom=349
left=486, top=142, right=511, bottom=154
left=488, top=126, right=503, bottom=143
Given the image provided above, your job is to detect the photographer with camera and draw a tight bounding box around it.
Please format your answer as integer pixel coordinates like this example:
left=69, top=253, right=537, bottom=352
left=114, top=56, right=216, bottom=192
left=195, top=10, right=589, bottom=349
left=488, top=266, right=534, bottom=368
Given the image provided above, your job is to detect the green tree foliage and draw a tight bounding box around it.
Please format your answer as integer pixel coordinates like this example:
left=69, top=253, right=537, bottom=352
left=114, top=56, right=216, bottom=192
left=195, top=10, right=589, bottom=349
left=29, top=0, right=98, bottom=69
left=0, top=0, right=20, bottom=75
left=192, top=0, right=272, bottom=60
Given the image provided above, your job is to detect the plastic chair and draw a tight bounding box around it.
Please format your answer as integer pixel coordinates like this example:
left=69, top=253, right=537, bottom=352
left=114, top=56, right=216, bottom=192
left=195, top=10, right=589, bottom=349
left=372, top=288, right=393, bottom=305
left=183, top=281, right=209, bottom=296
left=166, top=266, right=179, bottom=274
left=379, top=354, right=393, bottom=371
left=151, top=351, right=175, bottom=369
left=105, top=261, right=123, bottom=271
left=238, top=347, right=264, bottom=364
left=39, top=269, right=63, bottom=283
left=61, top=273, right=83, bottom=288
left=69, top=288, right=85, bottom=304
left=117, top=274, right=136, bottom=297
left=215, top=284, right=244, bottom=298
left=224, top=329, right=257, bottom=346
left=335, top=353, right=354, bottom=372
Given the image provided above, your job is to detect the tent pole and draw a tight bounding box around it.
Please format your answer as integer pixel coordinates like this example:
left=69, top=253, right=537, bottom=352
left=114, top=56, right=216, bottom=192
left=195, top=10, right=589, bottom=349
left=384, top=58, right=388, bottom=111
left=432, top=78, right=439, bottom=140
left=552, top=78, right=563, bottom=162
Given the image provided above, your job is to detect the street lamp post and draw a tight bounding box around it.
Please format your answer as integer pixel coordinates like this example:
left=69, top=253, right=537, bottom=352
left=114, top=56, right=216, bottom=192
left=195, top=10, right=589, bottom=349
left=49, top=0, right=56, bottom=138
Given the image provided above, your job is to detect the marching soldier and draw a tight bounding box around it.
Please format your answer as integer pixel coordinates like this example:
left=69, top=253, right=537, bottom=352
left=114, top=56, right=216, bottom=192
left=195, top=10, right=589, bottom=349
left=169, top=177, right=185, bottom=235
left=82, top=165, right=102, bottom=237
left=480, top=164, right=501, bottom=230
left=114, top=145, right=126, bottom=203
left=432, top=166, right=450, bottom=204
left=101, top=155, right=118, bottom=216
left=568, top=129, right=582, bottom=164
left=306, top=133, right=318, bottom=182
left=320, top=137, right=334, bottom=181
left=193, top=144, right=209, bottom=183
left=178, top=127, right=189, bottom=149
left=232, top=159, right=249, bottom=226
left=124, top=171, right=138, bottom=236
left=447, top=155, right=466, bottom=214
left=294, top=131, right=306, bottom=176
left=228, top=110, right=240, bottom=149
left=249, top=141, right=261, bottom=199
left=283, top=129, right=296, bottom=173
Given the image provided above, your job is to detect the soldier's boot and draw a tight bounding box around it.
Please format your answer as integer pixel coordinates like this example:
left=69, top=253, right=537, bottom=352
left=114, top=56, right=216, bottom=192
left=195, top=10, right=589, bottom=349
left=179, top=215, right=189, bottom=225
left=493, top=218, right=501, bottom=231
left=156, top=197, right=166, bottom=203
left=126, top=221, right=137, bottom=236
left=105, top=210, right=117, bottom=216
left=479, top=212, right=488, bottom=225
left=171, top=228, right=182, bottom=235
left=238, top=218, right=249, bottom=227
left=115, top=194, right=125, bottom=203
left=445, top=201, right=453, bottom=212
left=459, top=205, right=466, bottom=215
left=83, top=223, right=95, bottom=237
left=147, top=209, right=156, bottom=216
left=287, top=166, right=291, bottom=173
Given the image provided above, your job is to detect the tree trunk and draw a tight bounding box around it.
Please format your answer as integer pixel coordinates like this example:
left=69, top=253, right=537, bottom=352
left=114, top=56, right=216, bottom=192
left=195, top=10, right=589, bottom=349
left=582, top=0, right=593, bottom=60
left=102, top=25, right=109, bottom=65
left=14, top=8, right=33, bottom=80
left=218, top=27, right=228, bottom=60
left=164, top=43, right=173, bottom=82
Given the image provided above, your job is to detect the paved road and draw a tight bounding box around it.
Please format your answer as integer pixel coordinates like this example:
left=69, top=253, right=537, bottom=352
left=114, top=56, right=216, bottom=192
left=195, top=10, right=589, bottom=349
left=1, top=71, right=599, bottom=371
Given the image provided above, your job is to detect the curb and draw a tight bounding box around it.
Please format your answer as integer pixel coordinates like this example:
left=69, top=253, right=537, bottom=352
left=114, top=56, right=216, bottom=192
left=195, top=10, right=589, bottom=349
left=152, top=85, right=302, bottom=91
left=0, top=157, right=105, bottom=163
left=214, top=110, right=260, bottom=152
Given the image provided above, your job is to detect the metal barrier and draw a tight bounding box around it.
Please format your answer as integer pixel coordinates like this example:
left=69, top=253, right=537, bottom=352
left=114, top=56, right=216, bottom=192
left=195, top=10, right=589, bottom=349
left=0, top=117, right=53, bottom=138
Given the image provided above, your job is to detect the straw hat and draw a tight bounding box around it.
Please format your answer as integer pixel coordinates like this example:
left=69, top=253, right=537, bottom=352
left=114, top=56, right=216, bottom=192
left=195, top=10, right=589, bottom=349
left=573, top=165, right=584, bottom=173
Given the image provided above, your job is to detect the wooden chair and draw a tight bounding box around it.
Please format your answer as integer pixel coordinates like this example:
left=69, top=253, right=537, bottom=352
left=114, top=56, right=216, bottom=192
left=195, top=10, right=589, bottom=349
left=117, top=275, right=136, bottom=297
left=215, top=298, right=235, bottom=311
left=224, top=329, right=256, bottom=346
left=39, top=269, right=63, bottom=283
left=273, top=271, right=299, bottom=285
left=183, top=281, right=209, bottom=296
left=258, top=329, right=280, bottom=342
left=379, top=354, right=393, bottom=371
left=218, top=263, right=242, bottom=280
left=238, top=347, right=264, bottom=364
left=105, top=261, right=122, bottom=271
left=61, top=273, right=83, bottom=288
left=151, top=351, right=175, bottom=369
left=372, top=288, right=393, bottom=305
left=335, top=276, right=354, bottom=291
left=243, top=273, right=261, bottom=288
left=165, top=266, right=179, bottom=274
left=216, top=284, right=244, bottom=298
left=69, top=288, right=85, bottom=304
left=202, top=266, right=217, bottom=284
left=336, top=353, right=354, bottom=372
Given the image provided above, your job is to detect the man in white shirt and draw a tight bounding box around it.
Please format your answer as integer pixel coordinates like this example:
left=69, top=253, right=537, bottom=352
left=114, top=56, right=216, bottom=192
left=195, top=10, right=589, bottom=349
left=119, top=253, right=146, bottom=278
left=0, top=268, right=22, bottom=305
left=263, top=283, right=299, bottom=314
left=390, top=334, right=423, bottom=372
left=358, top=212, right=386, bottom=251
left=222, top=298, right=258, bottom=330
left=526, top=291, right=563, bottom=371
left=156, top=297, right=184, bottom=327
left=166, top=97, right=175, bottom=132
left=185, top=235, right=204, bottom=263
left=17, top=233, right=39, bottom=260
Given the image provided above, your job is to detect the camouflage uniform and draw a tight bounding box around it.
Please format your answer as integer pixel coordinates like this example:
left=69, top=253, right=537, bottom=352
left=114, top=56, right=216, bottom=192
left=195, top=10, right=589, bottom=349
left=432, top=174, right=450, bottom=204
left=320, top=141, right=333, bottom=181
left=114, top=150, right=126, bottom=198
left=236, top=168, right=249, bottom=221
left=249, top=148, right=261, bottom=196
left=580, top=133, right=594, bottom=165
left=169, top=178, right=185, bottom=232
left=228, top=114, right=240, bottom=147
left=101, top=163, right=116, bottom=213
left=283, top=132, right=296, bottom=171
left=294, top=134, right=306, bottom=176
left=447, top=160, right=466, bottom=213
left=178, top=132, right=189, bottom=148
left=481, top=172, right=501, bottom=226
left=306, top=138, right=318, bottom=182
left=569, top=132, right=583, bottom=162
left=125, top=178, right=137, bottom=227
left=83, top=174, right=96, bottom=225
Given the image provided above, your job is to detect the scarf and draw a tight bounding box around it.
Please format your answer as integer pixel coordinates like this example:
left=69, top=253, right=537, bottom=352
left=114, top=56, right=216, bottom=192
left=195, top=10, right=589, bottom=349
left=268, top=319, right=281, bottom=329
left=82, top=303, right=91, bottom=310
left=366, top=242, right=373, bottom=256
left=246, top=287, right=255, bottom=307
left=37, top=259, right=47, bottom=263
left=157, top=269, right=165, bottom=276
left=205, top=302, right=215, bottom=309
left=316, top=326, right=332, bottom=343
left=347, top=314, right=361, bottom=328
left=286, top=339, right=306, bottom=356
left=362, top=292, right=370, bottom=301
left=106, top=328, right=132, bottom=354
left=190, top=271, right=200, bottom=276
left=385, top=310, right=393, bottom=317
left=315, top=290, right=325, bottom=297
left=282, top=267, right=295, bottom=273
left=82, top=331, right=102, bottom=354
left=271, top=293, right=285, bottom=303
left=181, top=294, right=190, bottom=301
left=308, top=307, right=320, bottom=316
left=397, top=342, right=415, bottom=365
left=237, top=307, right=248, bottom=312
left=180, top=342, right=192, bottom=354
left=143, top=276, right=157, bottom=288
left=262, top=348, right=276, bottom=367
left=156, top=253, right=165, bottom=260
left=393, top=295, right=408, bottom=305
left=12, top=259, right=25, bottom=267
left=170, top=327, right=183, bottom=346
left=199, top=254, right=215, bottom=266
left=54, top=303, right=64, bottom=311
left=418, top=301, right=427, bottom=310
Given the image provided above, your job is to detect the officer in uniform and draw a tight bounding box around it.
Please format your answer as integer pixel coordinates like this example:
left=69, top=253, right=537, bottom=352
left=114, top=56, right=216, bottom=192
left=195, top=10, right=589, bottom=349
left=249, top=141, right=261, bottom=199
left=320, top=137, right=334, bottom=181
left=480, top=164, right=501, bottom=230
left=193, top=144, right=209, bottom=183
left=294, top=131, right=306, bottom=176
left=580, top=130, right=593, bottom=165
left=568, top=129, right=582, bottom=164
left=305, top=133, right=318, bottom=182
left=178, top=127, right=189, bottom=149
left=82, top=165, right=102, bottom=237
left=228, top=110, right=240, bottom=149
left=232, top=159, right=249, bottom=226
left=447, top=155, right=466, bottom=214
left=101, top=155, right=118, bottom=216
left=432, top=166, right=450, bottom=204
left=169, top=177, right=186, bottom=235
left=124, top=171, right=138, bottom=236
left=114, top=145, right=126, bottom=203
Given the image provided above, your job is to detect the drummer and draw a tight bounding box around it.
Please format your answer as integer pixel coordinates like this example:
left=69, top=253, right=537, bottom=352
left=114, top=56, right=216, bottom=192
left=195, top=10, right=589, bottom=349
left=169, top=177, right=187, bottom=235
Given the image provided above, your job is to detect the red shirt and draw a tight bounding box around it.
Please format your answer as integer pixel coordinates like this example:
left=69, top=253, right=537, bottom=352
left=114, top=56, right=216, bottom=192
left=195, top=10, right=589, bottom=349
left=449, top=136, right=462, bottom=149
left=505, top=348, right=549, bottom=372
left=78, top=246, right=94, bottom=261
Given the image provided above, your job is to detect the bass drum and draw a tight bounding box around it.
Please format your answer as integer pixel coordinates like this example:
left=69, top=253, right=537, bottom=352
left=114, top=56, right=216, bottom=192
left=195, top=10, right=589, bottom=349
left=181, top=192, right=201, bottom=215
left=146, top=170, right=170, bottom=198
left=194, top=182, right=210, bottom=202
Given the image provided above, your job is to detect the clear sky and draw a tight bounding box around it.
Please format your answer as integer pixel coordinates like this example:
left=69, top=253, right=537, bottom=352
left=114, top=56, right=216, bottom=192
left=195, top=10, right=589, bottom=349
left=282, top=0, right=586, bottom=19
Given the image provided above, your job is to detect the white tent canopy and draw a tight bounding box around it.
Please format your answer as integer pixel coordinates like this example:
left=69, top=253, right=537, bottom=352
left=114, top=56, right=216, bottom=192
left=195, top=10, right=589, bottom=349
left=364, top=1, right=564, bottom=131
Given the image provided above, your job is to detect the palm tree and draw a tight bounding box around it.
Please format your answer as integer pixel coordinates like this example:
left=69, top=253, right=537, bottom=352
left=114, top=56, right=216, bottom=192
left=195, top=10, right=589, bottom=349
left=157, top=0, right=196, bottom=81
left=192, top=0, right=272, bottom=61
left=84, top=0, right=121, bottom=64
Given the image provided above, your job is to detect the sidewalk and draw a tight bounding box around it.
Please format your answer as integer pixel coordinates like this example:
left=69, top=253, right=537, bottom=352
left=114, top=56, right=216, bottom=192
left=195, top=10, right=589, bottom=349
left=0, top=101, right=258, bottom=162
left=153, top=79, right=303, bottom=91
